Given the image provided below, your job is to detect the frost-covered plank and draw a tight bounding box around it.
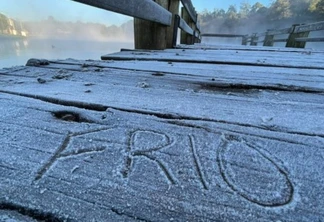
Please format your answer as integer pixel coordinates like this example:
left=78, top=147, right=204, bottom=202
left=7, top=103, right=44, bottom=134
left=102, top=48, right=324, bottom=69
left=177, top=43, right=321, bottom=52
left=179, top=16, right=194, bottom=35
left=180, top=0, right=197, bottom=23
left=1, top=65, right=324, bottom=137
left=295, top=21, right=324, bottom=33
left=38, top=59, right=324, bottom=92
left=0, top=93, right=323, bottom=221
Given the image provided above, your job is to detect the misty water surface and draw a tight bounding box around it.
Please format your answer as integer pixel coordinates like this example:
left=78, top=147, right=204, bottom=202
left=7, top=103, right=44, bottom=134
left=0, top=38, right=134, bottom=68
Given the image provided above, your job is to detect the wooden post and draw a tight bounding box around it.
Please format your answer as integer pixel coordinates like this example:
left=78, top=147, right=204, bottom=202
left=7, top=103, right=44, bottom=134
left=195, top=21, right=201, bottom=43
left=166, top=0, right=180, bottom=48
left=242, top=35, right=248, bottom=45
left=189, top=15, right=197, bottom=44
left=263, top=29, right=274, bottom=47
left=198, top=32, right=201, bottom=43
left=250, top=33, right=258, bottom=46
left=194, top=31, right=200, bottom=43
left=181, top=7, right=191, bottom=44
left=172, top=14, right=180, bottom=47
left=286, top=24, right=310, bottom=48
left=134, top=0, right=169, bottom=50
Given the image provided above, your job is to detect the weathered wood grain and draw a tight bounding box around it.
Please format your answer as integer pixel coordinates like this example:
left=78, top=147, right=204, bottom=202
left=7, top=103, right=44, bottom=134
left=267, top=28, right=292, bottom=36
left=295, top=37, right=324, bottom=42
left=39, top=59, right=324, bottom=92
left=176, top=43, right=317, bottom=52
left=295, top=21, right=324, bottom=33
left=102, top=48, right=324, bottom=69
left=1, top=45, right=324, bottom=221
left=201, top=34, right=246, bottom=38
left=1, top=60, right=324, bottom=137
left=180, top=0, right=197, bottom=23
left=0, top=93, right=323, bottom=221
left=179, top=16, right=194, bottom=35
left=72, top=0, right=172, bottom=26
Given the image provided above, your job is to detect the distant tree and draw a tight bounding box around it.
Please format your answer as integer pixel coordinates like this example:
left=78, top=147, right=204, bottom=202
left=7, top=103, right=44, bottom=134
left=224, top=5, right=240, bottom=31
left=290, top=0, right=312, bottom=18
left=250, top=2, right=265, bottom=14
left=248, top=2, right=269, bottom=30
left=308, top=0, right=324, bottom=18
left=47, top=16, right=55, bottom=23
left=198, top=0, right=323, bottom=35
left=316, top=0, right=324, bottom=18
left=212, top=9, right=226, bottom=19
left=226, top=5, right=238, bottom=19
left=313, top=0, right=324, bottom=13
left=0, top=13, right=9, bottom=32
left=239, top=2, right=252, bottom=19
left=201, top=9, right=213, bottom=20
left=309, top=0, right=320, bottom=11
left=269, top=0, right=292, bottom=19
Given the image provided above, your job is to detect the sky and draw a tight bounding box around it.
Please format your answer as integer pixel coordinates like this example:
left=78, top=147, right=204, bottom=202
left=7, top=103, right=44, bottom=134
left=0, top=0, right=272, bottom=26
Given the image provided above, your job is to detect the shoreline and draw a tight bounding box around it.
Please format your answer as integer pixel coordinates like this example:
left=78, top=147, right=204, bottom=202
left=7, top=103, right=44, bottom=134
left=0, top=34, right=27, bottom=40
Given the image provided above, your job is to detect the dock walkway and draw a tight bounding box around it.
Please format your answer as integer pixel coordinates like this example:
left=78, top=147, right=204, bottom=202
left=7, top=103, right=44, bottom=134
left=0, top=44, right=324, bottom=221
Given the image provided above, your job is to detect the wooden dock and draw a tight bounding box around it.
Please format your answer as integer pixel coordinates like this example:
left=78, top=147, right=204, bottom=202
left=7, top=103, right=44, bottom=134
left=0, top=44, right=324, bottom=221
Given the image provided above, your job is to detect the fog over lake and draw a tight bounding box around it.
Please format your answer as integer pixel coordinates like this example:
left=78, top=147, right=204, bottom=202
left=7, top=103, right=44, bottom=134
left=0, top=38, right=134, bottom=68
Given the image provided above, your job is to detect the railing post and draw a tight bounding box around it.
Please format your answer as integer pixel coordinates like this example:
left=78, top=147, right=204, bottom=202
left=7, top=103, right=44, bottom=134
left=134, top=0, right=169, bottom=50
left=250, top=33, right=258, bottom=46
left=172, top=14, right=180, bottom=47
left=180, top=7, right=191, bottom=44
left=189, top=14, right=197, bottom=44
left=195, top=21, right=201, bottom=43
left=263, top=29, right=274, bottom=47
left=242, top=35, right=248, bottom=45
left=286, top=24, right=310, bottom=48
left=166, top=0, right=180, bottom=48
left=192, top=14, right=199, bottom=44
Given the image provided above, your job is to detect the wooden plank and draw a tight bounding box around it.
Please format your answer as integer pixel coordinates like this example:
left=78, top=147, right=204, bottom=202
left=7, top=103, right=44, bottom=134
left=256, top=32, right=267, bottom=37
left=72, top=0, right=172, bottom=26
left=273, top=38, right=288, bottom=42
left=295, top=21, right=324, bottom=33
left=180, top=7, right=192, bottom=44
left=179, top=16, right=194, bottom=35
left=1, top=45, right=324, bottom=221
left=180, top=0, right=197, bottom=23
left=42, top=59, right=324, bottom=92
left=1, top=66, right=324, bottom=221
left=147, top=43, right=321, bottom=52
left=201, top=34, right=245, bottom=38
left=295, top=37, right=324, bottom=42
left=102, top=48, right=324, bottom=69
left=2, top=60, right=324, bottom=136
left=267, top=27, right=292, bottom=36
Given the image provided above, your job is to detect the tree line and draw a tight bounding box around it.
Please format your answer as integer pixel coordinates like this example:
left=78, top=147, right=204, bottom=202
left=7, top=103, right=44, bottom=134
left=198, top=0, right=324, bottom=34
left=0, top=13, right=26, bottom=36
left=24, top=16, right=133, bottom=41
left=0, top=13, right=133, bottom=41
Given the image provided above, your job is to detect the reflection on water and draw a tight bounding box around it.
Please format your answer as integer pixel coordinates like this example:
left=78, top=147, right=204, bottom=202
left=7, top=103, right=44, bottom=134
left=0, top=38, right=134, bottom=68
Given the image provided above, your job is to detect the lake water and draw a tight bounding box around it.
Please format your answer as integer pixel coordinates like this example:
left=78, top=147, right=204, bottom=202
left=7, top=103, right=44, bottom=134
left=2, top=37, right=323, bottom=69
left=0, top=38, right=134, bottom=68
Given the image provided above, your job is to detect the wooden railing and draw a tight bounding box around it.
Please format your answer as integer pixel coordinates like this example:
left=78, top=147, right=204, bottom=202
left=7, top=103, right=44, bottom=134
left=243, top=21, right=324, bottom=48
left=201, top=34, right=247, bottom=45
left=72, top=0, right=201, bottom=49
